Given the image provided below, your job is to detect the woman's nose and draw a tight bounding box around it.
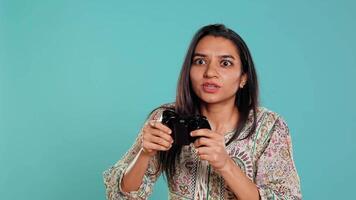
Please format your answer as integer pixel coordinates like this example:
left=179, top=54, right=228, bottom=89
left=203, top=61, right=218, bottom=78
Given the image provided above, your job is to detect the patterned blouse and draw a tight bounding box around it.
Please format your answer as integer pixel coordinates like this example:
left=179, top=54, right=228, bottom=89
left=103, top=103, right=302, bottom=200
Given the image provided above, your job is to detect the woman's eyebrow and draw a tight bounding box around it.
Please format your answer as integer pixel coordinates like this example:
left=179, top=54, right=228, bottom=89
left=193, top=53, right=235, bottom=60
left=219, top=55, right=235, bottom=60
left=193, top=53, right=207, bottom=57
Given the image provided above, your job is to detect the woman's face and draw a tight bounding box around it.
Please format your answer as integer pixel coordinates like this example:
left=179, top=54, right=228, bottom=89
left=190, top=35, right=247, bottom=105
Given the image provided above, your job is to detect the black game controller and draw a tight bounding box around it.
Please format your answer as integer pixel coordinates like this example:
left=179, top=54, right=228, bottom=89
left=161, top=109, right=211, bottom=146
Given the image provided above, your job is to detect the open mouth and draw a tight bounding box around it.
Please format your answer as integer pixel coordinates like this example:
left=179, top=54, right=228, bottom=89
left=202, top=83, right=220, bottom=93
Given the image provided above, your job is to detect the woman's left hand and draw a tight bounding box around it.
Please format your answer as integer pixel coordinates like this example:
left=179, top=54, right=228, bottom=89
left=191, top=129, right=231, bottom=172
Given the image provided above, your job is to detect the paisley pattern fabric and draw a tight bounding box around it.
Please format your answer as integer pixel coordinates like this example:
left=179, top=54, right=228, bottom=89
left=103, top=103, right=302, bottom=200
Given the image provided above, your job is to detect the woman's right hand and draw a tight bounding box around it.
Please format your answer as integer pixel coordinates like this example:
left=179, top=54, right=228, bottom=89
left=141, top=120, right=174, bottom=157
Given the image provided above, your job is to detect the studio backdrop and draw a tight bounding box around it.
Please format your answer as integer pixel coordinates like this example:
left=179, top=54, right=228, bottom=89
left=1, top=0, right=355, bottom=199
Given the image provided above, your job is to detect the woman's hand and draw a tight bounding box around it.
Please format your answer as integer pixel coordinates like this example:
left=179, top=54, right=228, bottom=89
left=141, top=120, right=173, bottom=157
left=191, top=129, right=231, bottom=172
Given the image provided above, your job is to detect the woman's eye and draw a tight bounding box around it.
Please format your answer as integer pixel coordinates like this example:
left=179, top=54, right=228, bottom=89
left=221, top=60, right=233, bottom=67
left=193, top=58, right=206, bottom=65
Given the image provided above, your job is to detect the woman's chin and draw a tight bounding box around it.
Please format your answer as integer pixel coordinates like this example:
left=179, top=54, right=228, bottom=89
left=199, top=96, right=222, bottom=105
left=198, top=94, right=236, bottom=105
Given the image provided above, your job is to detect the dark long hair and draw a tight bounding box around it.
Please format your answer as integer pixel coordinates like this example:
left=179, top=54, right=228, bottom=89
left=149, top=24, right=259, bottom=181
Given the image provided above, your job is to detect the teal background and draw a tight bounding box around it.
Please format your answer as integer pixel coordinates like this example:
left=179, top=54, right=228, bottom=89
left=1, top=0, right=355, bottom=199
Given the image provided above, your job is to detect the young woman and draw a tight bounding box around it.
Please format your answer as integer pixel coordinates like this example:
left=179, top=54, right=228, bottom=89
left=103, top=24, right=302, bottom=200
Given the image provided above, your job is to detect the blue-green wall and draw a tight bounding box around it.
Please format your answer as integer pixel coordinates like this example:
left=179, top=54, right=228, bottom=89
left=1, top=0, right=355, bottom=199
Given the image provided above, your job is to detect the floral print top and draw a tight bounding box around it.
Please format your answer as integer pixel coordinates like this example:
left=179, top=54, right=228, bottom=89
left=103, top=103, right=302, bottom=200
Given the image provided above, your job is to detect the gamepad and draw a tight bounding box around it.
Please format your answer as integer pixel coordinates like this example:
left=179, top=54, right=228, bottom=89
left=161, top=109, right=211, bottom=145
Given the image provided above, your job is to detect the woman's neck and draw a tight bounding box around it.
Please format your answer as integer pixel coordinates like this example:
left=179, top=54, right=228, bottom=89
left=199, top=101, right=239, bottom=135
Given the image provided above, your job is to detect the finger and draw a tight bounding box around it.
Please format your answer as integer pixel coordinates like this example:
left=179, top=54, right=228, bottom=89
left=149, top=120, right=158, bottom=128
left=150, top=129, right=174, bottom=144
left=190, top=129, right=213, bottom=138
left=148, top=134, right=172, bottom=149
left=194, top=137, right=215, bottom=148
left=149, top=120, right=172, bottom=134
left=153, top=122, right=172, bottom=134
left=144, top=142, right=170, bottom=151
left=198, top=154, right=213, bottom=162
left=196, top=146, right=211, bottom=155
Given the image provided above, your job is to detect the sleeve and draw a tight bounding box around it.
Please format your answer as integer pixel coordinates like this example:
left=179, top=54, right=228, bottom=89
left=255, top=116, right=302, bottom=200
left=102, top=108, right=164, bottom=200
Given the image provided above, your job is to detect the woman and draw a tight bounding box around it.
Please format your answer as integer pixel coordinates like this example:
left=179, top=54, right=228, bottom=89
left=103, top=24, right=302, bottom=200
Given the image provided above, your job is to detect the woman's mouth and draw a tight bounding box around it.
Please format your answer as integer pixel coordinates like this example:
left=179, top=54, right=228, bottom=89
left=202, top=83, right=220, bottom=93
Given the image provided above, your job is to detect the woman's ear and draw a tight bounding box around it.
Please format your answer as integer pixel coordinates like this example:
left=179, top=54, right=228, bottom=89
left=239, top=73, right=248, bottom=88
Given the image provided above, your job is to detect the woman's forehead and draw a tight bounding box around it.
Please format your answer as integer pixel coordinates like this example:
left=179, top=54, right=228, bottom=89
left=194, top=36, right=239, bottom=57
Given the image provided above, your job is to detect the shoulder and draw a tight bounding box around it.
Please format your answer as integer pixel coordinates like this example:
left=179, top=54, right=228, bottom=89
left=255, top=106, right=291, bottom=140
left=250, top=107, right=292, bottom=157
left=255, top=106, right=288, bottom=127
left=251, top=106, right=291, bottom=140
